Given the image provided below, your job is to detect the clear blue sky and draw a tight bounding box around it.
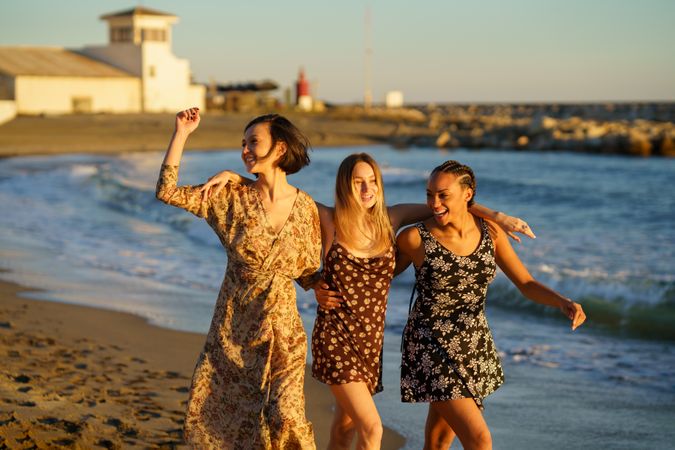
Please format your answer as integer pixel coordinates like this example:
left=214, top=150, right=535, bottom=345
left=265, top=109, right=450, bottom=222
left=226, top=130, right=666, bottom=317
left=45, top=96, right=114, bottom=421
left=1, top=0, right=674, bottom=104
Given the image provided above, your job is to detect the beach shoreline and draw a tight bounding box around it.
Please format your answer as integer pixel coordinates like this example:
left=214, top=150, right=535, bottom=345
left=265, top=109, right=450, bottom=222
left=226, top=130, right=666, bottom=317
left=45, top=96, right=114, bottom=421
left=0, top=112, right=409, bottom=158
left=0, top=277, right=405, bottom=449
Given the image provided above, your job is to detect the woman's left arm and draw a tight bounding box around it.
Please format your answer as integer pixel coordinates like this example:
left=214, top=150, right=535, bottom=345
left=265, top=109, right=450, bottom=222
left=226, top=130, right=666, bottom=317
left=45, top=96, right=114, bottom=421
left=470, top=203, right=535, bottom=243
left=388, top=203, right=536, bottom=242
left=491, top=221, right=586, bottom=330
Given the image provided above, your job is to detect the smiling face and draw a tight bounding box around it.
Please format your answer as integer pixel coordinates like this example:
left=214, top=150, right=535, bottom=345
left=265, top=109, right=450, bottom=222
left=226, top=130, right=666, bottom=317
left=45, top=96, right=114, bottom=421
left=351, top=161, right=379, bottom=209
left=426, top=171, right=473, bottom=225
left=241, top=123, right=284, bottom=174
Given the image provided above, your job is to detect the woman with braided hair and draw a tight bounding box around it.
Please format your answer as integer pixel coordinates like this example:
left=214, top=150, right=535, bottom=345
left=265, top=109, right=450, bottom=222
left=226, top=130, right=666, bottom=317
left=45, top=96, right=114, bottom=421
left=395, top=160, right=586, bottom=450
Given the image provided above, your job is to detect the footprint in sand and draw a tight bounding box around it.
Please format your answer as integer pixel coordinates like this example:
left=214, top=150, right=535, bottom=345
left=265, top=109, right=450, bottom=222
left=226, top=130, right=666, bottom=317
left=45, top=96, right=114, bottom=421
left=105, top=417, right=139, bottom=438
left=0, top=412, right=17, bottom=426
left=96, top=439, right=116, bottom=449
left=50, top=438, right=75, bottom=446
left=14, top=374, right=31, bottom=383
left=135, top=408, right=162, bottom=421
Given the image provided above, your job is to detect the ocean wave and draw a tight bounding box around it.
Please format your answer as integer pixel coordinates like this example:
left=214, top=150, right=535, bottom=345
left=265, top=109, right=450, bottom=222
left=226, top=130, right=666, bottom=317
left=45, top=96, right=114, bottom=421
left=485, top=279, right=675, bottom=341
left=380, top=166, right=428, bottom=187
left=388, top=270, right=675, bottom=341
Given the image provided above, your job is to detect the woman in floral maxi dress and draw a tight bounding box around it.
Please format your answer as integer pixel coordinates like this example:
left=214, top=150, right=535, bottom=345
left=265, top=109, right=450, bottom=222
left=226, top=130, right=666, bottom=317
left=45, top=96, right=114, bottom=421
left=156, top=107, right=321, bottom=449
left=395, top=160, right=586, bottom=450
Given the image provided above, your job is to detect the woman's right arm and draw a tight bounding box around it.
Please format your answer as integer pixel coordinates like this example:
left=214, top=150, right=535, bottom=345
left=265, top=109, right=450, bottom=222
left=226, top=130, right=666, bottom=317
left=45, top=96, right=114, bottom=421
left=156, top=108, right=213, bottom=218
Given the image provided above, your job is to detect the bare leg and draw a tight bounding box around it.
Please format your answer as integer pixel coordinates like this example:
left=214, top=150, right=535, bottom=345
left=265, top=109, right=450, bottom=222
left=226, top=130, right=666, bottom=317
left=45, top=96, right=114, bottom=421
left=430, top=399, right=491, bottom=450
left=327, top=402, right=356, bottom=450
left=329, top=382, right=383, bottom=450
left=424, top=403, right=456, bottom=450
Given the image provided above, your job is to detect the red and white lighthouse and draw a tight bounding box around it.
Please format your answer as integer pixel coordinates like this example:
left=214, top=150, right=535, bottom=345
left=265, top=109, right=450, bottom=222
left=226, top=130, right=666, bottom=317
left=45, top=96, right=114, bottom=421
left=295, top=68, right=312, bottom=111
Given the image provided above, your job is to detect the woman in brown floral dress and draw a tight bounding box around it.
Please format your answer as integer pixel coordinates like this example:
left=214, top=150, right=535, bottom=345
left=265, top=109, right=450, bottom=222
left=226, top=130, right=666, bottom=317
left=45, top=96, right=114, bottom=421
left=156, top=107, right=321, bottom=449
left=395, top=160, right=586, bottom=450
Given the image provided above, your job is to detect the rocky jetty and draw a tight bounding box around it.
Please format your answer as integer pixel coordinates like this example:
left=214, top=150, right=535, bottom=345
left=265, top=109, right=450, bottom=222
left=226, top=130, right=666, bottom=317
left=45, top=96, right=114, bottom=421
left=334, top=103, right=675, bottom=157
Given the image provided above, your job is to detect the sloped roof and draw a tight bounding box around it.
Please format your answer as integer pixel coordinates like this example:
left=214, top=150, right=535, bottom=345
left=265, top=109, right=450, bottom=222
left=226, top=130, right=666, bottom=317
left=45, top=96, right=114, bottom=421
left=101, top=7, right=176, bottom=19
left=0, top=47, right=134, bottom=78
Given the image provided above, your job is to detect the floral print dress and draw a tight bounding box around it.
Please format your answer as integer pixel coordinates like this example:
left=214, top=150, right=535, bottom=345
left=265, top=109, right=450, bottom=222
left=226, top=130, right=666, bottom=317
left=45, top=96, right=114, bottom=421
left=156, top=165, right=321, bottom=449
left=311, top=241, right=395, bottom=394
left=401, top=220, right=504, bottom=409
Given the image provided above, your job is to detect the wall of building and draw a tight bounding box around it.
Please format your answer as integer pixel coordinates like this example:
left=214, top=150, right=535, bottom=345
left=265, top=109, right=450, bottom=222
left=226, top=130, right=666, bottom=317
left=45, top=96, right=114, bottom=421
left=0, top=75, right=15, bottom=100
left=80, top=45, right=143, bottom=77
left=142, top=43, right=204, bottom=112
left=14, top=76, right=141, bottom=114
left=0, top=100, right=17, bottom=124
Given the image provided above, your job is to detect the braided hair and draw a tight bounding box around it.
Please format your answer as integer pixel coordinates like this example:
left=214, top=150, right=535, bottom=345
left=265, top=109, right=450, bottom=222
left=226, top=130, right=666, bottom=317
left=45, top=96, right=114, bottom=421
left=430, top=160, right=476, bottom=206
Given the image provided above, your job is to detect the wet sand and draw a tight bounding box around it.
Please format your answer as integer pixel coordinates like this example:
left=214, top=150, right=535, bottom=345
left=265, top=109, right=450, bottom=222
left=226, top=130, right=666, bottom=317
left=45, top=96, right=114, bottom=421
left=0, top=112, right=415, bottom=157
left=0, top=279, right=405, bottom=449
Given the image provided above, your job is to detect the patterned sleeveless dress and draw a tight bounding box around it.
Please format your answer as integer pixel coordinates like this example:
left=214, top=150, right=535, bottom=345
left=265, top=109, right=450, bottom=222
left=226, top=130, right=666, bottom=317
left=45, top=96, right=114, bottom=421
left=401, top=220, right=504, bottom=409
left=311, top=241, right=396, bottom=394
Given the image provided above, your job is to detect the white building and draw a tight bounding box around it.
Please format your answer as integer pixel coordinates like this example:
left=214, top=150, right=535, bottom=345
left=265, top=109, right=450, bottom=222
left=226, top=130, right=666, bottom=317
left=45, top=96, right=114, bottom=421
left=385, top=90, right=404, bottom=109
left=0, top=7, right=204, bottom=118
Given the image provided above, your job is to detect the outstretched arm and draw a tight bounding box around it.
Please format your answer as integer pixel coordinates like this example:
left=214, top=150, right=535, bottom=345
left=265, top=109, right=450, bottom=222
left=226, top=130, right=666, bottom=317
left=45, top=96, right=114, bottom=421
left=388, top=202, right=535, bottom=242
left=388, top=204, right=431, bottom=232
left=491, top=221, right=586, bottom=330
left=470, top=203, right=535, bottom=243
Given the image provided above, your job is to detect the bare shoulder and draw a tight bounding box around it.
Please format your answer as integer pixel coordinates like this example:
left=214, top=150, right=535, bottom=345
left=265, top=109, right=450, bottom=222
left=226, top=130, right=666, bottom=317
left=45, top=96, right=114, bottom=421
left=315, top=202, right=335, bottom=224
left=396, top=224, right=422, bottom=249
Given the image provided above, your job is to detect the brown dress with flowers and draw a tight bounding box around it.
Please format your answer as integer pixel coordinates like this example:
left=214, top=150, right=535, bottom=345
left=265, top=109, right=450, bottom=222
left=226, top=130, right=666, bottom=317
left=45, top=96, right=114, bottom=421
left=156, top=165, right=321, bottom=449
left=311, top=241, right=395, bottom=394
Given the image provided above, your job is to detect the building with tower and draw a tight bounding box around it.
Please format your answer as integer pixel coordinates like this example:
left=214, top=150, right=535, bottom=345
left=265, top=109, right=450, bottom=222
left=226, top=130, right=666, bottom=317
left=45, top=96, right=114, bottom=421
left=0, top=7, right=204, bottom=118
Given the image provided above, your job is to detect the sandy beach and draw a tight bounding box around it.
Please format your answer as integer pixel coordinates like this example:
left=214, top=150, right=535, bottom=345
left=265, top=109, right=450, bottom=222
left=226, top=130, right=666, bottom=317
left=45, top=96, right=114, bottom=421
left=0, top=279, right=405, bottom=449
left=0, top=112, right=419, bottom=157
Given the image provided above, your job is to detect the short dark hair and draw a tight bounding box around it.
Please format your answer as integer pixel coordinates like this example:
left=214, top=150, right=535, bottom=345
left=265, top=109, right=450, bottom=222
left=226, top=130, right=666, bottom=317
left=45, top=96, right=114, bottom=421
left=244, top=114, right=311, bottom=175
left=430, top=160, right=476, bottom=206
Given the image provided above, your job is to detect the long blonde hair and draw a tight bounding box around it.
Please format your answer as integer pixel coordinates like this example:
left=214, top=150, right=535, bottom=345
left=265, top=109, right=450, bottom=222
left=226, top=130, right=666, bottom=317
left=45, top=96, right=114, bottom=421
left=334, top=153, right=393, bottom=254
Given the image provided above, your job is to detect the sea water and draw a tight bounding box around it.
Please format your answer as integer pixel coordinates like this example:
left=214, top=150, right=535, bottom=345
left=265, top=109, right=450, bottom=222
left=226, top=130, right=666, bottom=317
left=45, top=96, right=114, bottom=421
left=1, top=146, right=673, bottom=449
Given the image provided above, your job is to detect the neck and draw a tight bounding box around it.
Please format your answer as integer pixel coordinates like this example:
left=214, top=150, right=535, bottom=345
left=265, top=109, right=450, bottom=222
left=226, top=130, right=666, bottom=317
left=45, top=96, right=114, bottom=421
left=254, top=168, right=289, bottom=201
left=440, top=208, right=473, bottom=237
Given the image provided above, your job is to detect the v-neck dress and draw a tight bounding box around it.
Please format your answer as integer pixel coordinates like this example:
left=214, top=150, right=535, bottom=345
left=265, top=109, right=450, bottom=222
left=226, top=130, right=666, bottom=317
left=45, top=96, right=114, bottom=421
left=311, top=241, right=395, bottom=394
left=156, top=165, right=321, bottom=449
left=400, top=220, right=504, bottom=409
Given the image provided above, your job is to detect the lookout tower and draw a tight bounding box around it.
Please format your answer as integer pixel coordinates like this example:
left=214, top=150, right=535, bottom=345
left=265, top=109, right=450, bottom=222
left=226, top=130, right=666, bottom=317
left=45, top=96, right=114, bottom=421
left=102, top=7, right=178, bottom=47
left=81, top=7, right=204, bottom=112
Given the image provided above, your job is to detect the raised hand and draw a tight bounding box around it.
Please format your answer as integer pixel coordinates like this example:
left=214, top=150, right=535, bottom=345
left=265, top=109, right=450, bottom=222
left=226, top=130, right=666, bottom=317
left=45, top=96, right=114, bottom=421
left=175, top=107, right=201, bottom=136
left=200, top=170, right=241, bottom=202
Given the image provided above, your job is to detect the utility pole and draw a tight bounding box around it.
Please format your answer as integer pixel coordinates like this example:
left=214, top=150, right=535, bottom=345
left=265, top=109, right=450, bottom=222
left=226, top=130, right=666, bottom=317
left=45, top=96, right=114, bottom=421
left=364, top=7, right=373, bottom=110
